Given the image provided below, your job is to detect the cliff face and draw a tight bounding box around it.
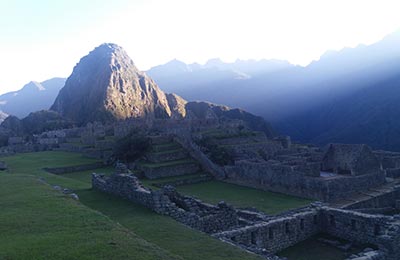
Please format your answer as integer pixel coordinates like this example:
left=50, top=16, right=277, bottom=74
left=51, top=43, right=185, bottom=124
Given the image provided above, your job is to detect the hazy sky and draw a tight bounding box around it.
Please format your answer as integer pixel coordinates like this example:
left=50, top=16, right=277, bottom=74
left=1, top=0, right=400, bottom=94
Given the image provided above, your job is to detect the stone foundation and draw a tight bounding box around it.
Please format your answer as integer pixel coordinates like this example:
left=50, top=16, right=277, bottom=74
left=225, top=160, right=386, bottom=202
left=92, top=170, right=238, bottom=234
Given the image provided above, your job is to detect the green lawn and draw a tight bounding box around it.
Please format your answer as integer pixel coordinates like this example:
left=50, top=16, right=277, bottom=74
left=0, top=151, right=263, bottom=260
left=177, top=181, right=312, bottom=215
left=62, top=166, right=114, bottom=184
left=0, top=174, right=178, bottom=260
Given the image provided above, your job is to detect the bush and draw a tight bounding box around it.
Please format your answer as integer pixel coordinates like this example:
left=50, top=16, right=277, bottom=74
left=113, top=132, right=151, bottom=162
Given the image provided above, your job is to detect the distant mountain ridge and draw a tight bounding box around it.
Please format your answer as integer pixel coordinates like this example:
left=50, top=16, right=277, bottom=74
left=148, top=30, right=400, bottom=121
left=147, top=30, right=400, bottom=150
left=0, top=78, right=66, bottom=118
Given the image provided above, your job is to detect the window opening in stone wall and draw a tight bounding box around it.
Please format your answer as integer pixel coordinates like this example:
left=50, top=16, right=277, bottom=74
left=251, top=232, right=257, bottom=245
left=330, top=215, right=336, bottom=227
left=269, top=227, right=274, bottom=239
left=285, top=222, right=290, bottom=234
left=374, top=224, right=380, bottom=236
left=351, top=219, right=357, bottom=231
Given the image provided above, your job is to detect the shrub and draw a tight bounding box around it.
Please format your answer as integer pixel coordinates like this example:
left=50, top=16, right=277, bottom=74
left=113, top=132, right=151, bottom=162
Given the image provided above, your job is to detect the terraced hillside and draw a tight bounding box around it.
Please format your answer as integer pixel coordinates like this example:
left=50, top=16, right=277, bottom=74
left=137, top=135, right=213, bottom=187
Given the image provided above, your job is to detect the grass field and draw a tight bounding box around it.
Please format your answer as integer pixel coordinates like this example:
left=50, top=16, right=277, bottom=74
left=177, top=181, right=312, bottom=215
left=0, top=156, right=178, bottom=260
left=0, top=151, right=263, bottom=260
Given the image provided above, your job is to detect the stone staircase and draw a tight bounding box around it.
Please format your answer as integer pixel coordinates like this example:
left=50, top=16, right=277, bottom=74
left=137, top=135, right=212, bottom=185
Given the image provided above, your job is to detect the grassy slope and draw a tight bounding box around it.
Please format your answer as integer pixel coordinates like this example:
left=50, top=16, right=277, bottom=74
left=1, top=151, right=262, bottom=260
left=0, top=174, right=178, bottom=260
left=177, top=181, right=312, bottom=215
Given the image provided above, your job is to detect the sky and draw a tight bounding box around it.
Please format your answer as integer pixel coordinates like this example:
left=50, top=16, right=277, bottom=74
left=1, top=0, right=400, bottom=94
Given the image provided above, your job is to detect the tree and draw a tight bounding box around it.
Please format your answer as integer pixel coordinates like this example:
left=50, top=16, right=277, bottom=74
left=113, top=132, right=151, bottom=162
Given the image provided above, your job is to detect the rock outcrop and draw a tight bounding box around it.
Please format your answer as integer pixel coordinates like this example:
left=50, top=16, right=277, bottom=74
left=51, top=43, right=185, bottom=124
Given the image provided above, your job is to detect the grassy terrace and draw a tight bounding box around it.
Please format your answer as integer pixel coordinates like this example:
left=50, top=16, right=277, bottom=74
left=0, top=151, right=262, bottom=260
left=141, top=173, right=209, bottom=189
left=152, top=142, right=181, bottom=150
left=148, top=148, right=184, bottom=155
left=177, top=181, right=312, bottom=215
left=138, top=158, right=196, bottom=168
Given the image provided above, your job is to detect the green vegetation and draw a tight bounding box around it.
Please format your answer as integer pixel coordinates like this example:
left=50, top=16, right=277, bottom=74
left=0, top=151, right=262, bottom=260
left=77, top=189, right=262, bottom=260
left=0, top=155, right=177, bottom=260
left=177, top=181, right=312, bottom=214
left=113, top=132, right=151, bottom=162
left=62, top=166, right=114, bottom=184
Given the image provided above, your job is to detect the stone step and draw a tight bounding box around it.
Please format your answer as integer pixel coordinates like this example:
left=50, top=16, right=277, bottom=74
left=138, top=160, right=201, bottom=179
left=152, top=142, right=181, bottom=152
left=146, top=149, right=188, bottom=163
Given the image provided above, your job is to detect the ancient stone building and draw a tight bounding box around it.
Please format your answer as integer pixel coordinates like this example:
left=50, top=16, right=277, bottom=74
left=322, top=144, right=381, bottom=176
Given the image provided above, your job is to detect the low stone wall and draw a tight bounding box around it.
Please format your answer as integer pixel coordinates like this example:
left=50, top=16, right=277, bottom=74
left=58, top=143, right=89, bottom=153
left=344, top=185, right=400, bottom=210
left=346, top=249, right=386, bottom=260
left=92, top=172, right=239, bottom=234
left=139, top=162, right=200, bottom=179
left=44, top=162, right=104, bottom=174
left=152, top=175, right=213, bottom=188
left=146, top=150, right=187, bottom=163
left=321, top=207, right=400, bottom=260
left=215, top=207, right=321, bottom=254
left=225, top=160, right=386, bottom=202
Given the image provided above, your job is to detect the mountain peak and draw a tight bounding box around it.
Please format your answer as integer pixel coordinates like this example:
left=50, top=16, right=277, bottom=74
left=51, top=44, right=186, bottom=124
left=21, top=81, right=45, bottom=92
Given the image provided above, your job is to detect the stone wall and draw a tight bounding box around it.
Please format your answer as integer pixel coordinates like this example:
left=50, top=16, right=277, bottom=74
left=320, top=207, right=400, bottom=260
left=92, top=171, right=239, bottom=234
left=344, top=185, right=400, bottom=210
left=215, top=207, right=321, bottom=254
left=138, top=162, right=200, bottom=179
left=173, top=135, right=226, bottom=180
left=215, top=206, right=400, bottom=260
left=225, top=160, right=386, bottom=202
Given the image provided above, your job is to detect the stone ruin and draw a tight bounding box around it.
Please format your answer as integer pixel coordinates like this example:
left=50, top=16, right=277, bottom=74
left=92, top=163, right=239, bottom=234
left=92, top=163, right=400, bottom=260
left=222, top=141, right=387, bottom=202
